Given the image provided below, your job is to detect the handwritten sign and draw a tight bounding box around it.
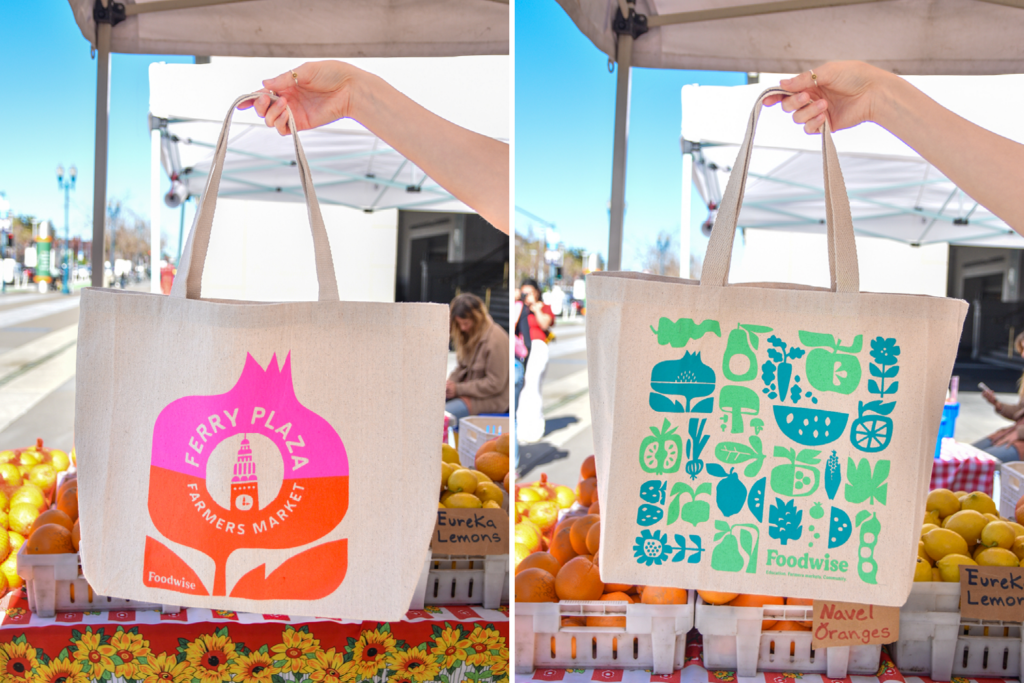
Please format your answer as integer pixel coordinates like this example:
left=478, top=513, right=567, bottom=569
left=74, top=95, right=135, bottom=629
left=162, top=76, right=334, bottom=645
left=960, top=565, right=1024, bottom=621
left=431, top=508, right=508, bottom=555
left=811, top=600, right=899, bottom=648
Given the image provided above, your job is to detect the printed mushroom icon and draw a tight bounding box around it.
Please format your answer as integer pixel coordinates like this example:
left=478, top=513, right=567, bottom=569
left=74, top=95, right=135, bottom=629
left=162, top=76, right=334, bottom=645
left=720, top=385, right=760, bottom=434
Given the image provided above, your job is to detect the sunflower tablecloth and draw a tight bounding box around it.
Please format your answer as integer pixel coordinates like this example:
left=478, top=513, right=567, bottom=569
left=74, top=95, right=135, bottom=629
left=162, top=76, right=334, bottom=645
left=515, top=635, right=1017, bottom=683
left=0, top=591, right=508, bottom=683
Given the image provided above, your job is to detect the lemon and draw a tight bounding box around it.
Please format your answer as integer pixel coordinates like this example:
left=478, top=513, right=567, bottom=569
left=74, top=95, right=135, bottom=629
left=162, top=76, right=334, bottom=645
left=0, top=510, right=7, bottom=530
left=441, top=462, right=456, bottom=489
left=441, top=444, right=461, bottom=464
left=18, top=451, right=40, bottom=466
left=8, top=504, right=39, bottom=535
left=555, top=486, right=576, bottom=509
left=931, top=567, right=942, bottom=582
left=517, top=488, right=544, bottom=503
left=1012, top=537, right=1024, bottom=560
left=0, top=464, right=21, bottom=487
left=476, top=482, right=504, bottom=506
left=977, top=547, right=1020, bottom=567
left=921, top=523, right=939, bottom=538
left=446, top=493, right=483, bottom=509
left=1008, top=522, right=1024, bottom=537
left=470, top=470, right=493, bottom=485
left=0, top=490, right=7, bottom=513
left=10, top=485, right=45, bottom=512
left=49, top=450, right=70, bottom=472
left=943, top=510, right=988, bottom=546
left=0, top=528, right=8, bottom=560
left=923, top=510, right=941, bottom=526
left=482, top=500, right=501, bottom=509
left=924, top=527, right=969, bottom=561
left=937, top=554, right=977, bottom=582
left=914, top=557, right=932, bottom=581
left=438, top=502, right=445, bottom=509
left=8, top=531, right=25, bottom=555
left=961, top=492, right=998, bottom=516
left=982, top=521, right=1016, bottom=549
left=447, top=469, right=478, bottom=495
left=0, top=451, right=14, bottom=464
left=918, top=541, right=931, bottom=563
left=0, top=554, right=21, bottom=589
left=927, top=489, right=961, bottom=518
left=440, top=490, right=456, bottom=505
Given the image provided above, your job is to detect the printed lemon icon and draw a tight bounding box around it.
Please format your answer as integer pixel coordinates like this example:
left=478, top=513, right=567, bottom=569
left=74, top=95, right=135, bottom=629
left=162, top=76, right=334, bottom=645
left=923, top=528, right=968, bottom=562
left=980, top=521, right=1016, bottom=549
left=960, top=492, right=998, bottom=516
left=942, top=510, right=988, bottom=546
left=937, top=554, right=976, bottom=582
left=927, top=489, right=961, bottom=519
left=913, top=557, right=932, bottom=582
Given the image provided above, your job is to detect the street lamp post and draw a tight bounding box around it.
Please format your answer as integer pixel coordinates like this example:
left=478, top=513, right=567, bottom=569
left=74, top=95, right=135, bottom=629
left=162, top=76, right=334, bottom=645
left=57, top=164, right=76, bottom=295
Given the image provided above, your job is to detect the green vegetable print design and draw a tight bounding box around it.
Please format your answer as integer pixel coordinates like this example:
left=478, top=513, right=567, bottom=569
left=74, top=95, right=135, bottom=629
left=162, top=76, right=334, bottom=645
left=667, top=481, right=712, bottom=527
left=829, top=506, right=852, bottom=548
left=711, top=521, right=759, bottom=573
left=650, top=318, right=721, bottom=348
left=761, top=335, right=808, bottom=403
left=720, top=386, right=760, bottom=434
left=650, top=352, right=716, bottom=414
left=824, top=451, right=840, bottom=500
left=633, top=530, right=705, bottom=566
left=868, top=337, right=900, bottom=398
left=799, top=332, right=863, bottom=395
left=715, top=435, right=766, bottom=477
left=850, top=337, right=899, bottom=453
left=845, top=458, right=889, bottom=505
left=856, top=510, right=881, bottom=584
left=769, top=446, right=821, bottom=497
left=706, top=463, right=747, bottom=517
left=639, top=419, right=682, bottom=475
left=769, top=498, right=803, bottom=545
left=723, top=324, right=773, bottom=382
left=685, top=418, right=710, bottom=481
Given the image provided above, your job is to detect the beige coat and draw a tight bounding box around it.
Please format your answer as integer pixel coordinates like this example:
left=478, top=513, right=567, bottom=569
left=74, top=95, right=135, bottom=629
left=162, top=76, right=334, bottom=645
left=449, top=321, right=509, bottom=415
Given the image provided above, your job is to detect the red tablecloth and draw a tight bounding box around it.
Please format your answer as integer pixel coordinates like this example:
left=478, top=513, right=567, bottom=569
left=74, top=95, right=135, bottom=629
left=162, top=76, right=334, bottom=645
left=930, top=439, right=1000, bottom=496
left=0, top=590, right=508, bottom=683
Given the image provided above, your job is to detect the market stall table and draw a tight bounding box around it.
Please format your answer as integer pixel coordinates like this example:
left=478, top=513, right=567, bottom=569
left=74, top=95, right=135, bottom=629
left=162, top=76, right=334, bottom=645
left=931, top=439, right=1000, bottom=497
left=0, top=590, right=508, bottom=682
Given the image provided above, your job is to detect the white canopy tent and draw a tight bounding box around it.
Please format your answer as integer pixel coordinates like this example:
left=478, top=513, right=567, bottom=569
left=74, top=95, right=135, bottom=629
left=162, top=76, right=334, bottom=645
left=553, top=0, right=1024, bottom=270
left=67, top=0, right=508, bottom=288
left=681, top=75, right=1024, bottom=252
left=149, top=56, right=508, bottom=300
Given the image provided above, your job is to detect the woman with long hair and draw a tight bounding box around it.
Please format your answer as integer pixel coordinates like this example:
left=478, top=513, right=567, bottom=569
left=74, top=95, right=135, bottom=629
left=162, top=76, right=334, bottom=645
left=976, top=331, right=1024, bottom=462
left=446, top=293, right=509, bottom=427
left=516, top=279, right=554, bottom=444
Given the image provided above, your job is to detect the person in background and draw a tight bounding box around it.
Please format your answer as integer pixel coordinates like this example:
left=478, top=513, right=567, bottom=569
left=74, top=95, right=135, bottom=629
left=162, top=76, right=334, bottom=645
left=976, top=332, right=1024, bottom=462
left=513, top=291, right=532, bottom=468
left=445, top=293, right=509, bottom=428
left=516, top=279, right=554, bottom=444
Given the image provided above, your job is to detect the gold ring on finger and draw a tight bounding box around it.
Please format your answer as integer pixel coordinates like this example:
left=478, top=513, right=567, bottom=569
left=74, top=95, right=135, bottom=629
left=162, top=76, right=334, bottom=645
left=809, top=69, right=817, bottom=82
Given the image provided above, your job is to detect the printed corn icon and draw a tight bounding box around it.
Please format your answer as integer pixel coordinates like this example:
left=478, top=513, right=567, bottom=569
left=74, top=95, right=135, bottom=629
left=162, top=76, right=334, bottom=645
left=825, top=450, right=840, bottom=501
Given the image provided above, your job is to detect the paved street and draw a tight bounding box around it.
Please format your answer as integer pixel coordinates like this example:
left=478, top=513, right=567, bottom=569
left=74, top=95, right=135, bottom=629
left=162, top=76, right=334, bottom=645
left=516, top=317, right=1019, bottom=492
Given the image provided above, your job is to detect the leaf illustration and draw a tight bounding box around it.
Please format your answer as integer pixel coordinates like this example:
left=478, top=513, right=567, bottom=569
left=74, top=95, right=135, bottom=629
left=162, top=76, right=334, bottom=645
left=796, top=449, right=821, bottom=465
left=743, top=459, right=764, bottom=478
left=695, top=482, right=713, bottom=498
left=869, top=364, right=884, bottom=378
left=767, top=348, right=784, bottom=363
left=788, top=347, right=806, bottom=360
left=868, top=379, right=881, bottom=395
left=768, top=498, right=803, bottom=545
left=798, top=331, right=836, bottom=347
left=845, top=457, right=890, bottom=505
left=667, top=496, right=680, bottom=525
left=706, top=463, right=727, bottom=478
left=862, top=400, right=897, bottom=416
left=715, top=519, right=730, bottom=533
left=740, top=528, right=753, bottom=555
left=741, top=324, right=774, bottom=334
left=855, top=510, right=872, bottom=526
left=671, top=482, right=694, bottom=498
left=715, top=441, right=756, bottom=464
left=884, top=366, right=900, bottom=379
left=885, top=381, right=900, bottom=396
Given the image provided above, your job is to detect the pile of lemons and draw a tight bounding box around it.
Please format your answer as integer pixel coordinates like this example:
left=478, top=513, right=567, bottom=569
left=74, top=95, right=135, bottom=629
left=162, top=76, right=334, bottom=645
left=439, top=443, right=506, bottom=510
left=915, top=489, right=1023, bottom=582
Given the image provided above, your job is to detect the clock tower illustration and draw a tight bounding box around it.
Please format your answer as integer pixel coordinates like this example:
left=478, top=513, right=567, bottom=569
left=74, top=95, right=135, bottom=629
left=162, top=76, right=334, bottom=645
left=230, top=435, right=259, bottom=512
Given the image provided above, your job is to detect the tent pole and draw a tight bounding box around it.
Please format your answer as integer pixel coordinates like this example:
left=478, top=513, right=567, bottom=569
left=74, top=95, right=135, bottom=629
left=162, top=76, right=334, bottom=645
left=92, top=21, right=111, bottom=288
left=150, top=128, right=162, bottom=293
left=608, top=33, right=632, bottom=272
left=681, top=149, right=692, bottom=278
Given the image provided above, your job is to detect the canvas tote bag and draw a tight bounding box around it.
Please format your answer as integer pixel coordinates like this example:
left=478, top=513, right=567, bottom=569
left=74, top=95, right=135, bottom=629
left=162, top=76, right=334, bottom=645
left=75, top=93, right=447, bottom=620
left=588, top=88, right=968, bottom=606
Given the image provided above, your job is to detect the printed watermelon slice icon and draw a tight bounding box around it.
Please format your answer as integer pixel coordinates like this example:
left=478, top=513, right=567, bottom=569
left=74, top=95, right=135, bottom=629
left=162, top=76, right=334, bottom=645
left=773, top=406, right=848, bottom=446
left=828, top=506, right=852, bottom=549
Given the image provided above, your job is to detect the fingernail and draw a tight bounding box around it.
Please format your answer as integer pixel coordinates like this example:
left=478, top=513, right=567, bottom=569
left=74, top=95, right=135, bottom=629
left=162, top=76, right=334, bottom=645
left=817, top=100, right=827, bottom=110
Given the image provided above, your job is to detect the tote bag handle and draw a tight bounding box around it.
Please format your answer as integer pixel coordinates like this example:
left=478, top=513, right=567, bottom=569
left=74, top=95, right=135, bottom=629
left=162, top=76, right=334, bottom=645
left=170, top=92, right=340, bottom=302
left=700, top=87, right=860, bottom=294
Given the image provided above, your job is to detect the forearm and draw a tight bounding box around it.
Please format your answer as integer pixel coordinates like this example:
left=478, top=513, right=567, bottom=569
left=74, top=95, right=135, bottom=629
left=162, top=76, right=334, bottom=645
left=351, top=72, right=509, bottom=233
left=875, top=76, right=1024, bottom=232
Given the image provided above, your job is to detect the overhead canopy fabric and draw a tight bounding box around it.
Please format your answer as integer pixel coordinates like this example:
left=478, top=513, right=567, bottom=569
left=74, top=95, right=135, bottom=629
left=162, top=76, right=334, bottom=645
left=152, top=56, right=508, bottom=213
left=70, top=0, right=508, bottom=58
left=683, top=75, right=1024, bottom=248
left=557, top=0, right=1024, bottom=74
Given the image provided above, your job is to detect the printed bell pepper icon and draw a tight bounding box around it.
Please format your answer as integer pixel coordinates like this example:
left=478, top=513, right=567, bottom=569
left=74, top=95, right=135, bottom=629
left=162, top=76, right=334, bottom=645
left=799, top=332, right=863, bottom=395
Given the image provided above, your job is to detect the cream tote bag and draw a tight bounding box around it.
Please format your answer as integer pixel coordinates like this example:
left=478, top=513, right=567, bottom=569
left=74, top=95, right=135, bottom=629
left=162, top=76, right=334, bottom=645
left=588, top=88, right=968, bottom=606
left=75, top=94, right=447, bottom=620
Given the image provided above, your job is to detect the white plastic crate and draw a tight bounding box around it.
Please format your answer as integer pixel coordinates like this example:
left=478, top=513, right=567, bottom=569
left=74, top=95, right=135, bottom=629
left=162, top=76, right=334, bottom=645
left=695, top=596, right=882, bottom=678
left=457, top=416, right=508, bottom=469
left=515, top=595, right=695, bottom=675
left=409, top=552, right=508, bottom=609
left=998, top=461, right=1024, bottom=520
left=17, top=547, right=178, bottom=618
left=893, top=582, right=1024, bottom=681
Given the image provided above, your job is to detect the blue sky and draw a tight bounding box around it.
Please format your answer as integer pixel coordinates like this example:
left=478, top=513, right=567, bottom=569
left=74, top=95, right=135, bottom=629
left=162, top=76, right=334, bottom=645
left=515, top=1, right=745, bottom=271
left=0, top=3, right=192, bottom=248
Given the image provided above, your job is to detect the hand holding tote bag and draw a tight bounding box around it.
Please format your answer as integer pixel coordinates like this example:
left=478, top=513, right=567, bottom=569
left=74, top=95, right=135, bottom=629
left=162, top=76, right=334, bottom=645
left=75, top=93, right=448, bottom=620
left=588, top=88, right=967, bottom=606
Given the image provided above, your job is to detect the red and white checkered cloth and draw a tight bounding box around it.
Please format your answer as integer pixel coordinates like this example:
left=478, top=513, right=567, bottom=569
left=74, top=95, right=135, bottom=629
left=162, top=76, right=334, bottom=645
left=930, top=438, right=1001, bottom=496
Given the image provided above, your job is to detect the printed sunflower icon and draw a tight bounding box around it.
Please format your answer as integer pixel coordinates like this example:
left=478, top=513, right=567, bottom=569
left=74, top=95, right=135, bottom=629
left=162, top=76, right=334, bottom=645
left=387, top=648, right=441, bottom=683
left=349, top=627, right=398, bottom=678
left=229, top=650, right=278, bottom=683
left=307, top=647, right=352, bottom=683
left=109, top=628, right=151, bottom=680
left=431, top=625, right=471, bottom=669
left=138, top=652, right=194, bottom=683
left=183, top=631, right=237, bottom=683
left=633, top=529, right=671, bottom=566
left=0, top=638, right=39, bottom=681
left=271, top=626, right=320, bottom=674
left=71, top=629, right=117, bottom=676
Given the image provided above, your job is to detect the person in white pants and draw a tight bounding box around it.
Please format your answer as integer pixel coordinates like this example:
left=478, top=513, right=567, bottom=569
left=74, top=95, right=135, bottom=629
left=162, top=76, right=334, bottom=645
left=516, top=279, right=553, bottom=444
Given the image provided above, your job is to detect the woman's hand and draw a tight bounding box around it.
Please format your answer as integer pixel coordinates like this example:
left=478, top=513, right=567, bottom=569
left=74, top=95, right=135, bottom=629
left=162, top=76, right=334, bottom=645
left=762, top=61, right=894, bottom=135
left=238, top=61, right=360, bottom=136
left=982, top=388, right=1000, bottom=407
left=445, top=380, right=456, bottom=400
left=997, top=430, right=1019, bottom=447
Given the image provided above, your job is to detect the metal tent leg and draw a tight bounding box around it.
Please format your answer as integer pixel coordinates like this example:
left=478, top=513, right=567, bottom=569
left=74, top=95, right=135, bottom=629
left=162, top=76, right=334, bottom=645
left=607, top=33, right=633, bottom=272
left=92, top=21, right=112, bottom=289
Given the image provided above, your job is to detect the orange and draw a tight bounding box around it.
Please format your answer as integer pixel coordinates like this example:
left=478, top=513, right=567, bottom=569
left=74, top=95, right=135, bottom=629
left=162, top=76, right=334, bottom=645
left=729, top=594, right=784, bottom=630
left=495, top=433, right=510, bottom=456
left=549, top=525, right=579, bottom=566
left=57, top=478, right=77, bottom=499
left=697, top=590, right=739, bottom=605
left=605, top=582, right=634, bottom=593
left=587, top=592, right=632, bottom=627
left=25, top=523, right=74, bottom=554
left=29, top=509, right=74, bottom=536
left=515, top=568, right=557, bottom=603
left=475, top=451, right=510, bottom=483
left=586, top=521, right=601, bottom=555
left=71, top=520, right=80, bottom=552
left=561, top=616, right=587, bottom=627
left=641, top=586, right=689, bottom=605
left=475, top=437, right=498, bottom=457
left=785, top=597, right=814, bottom=627
left=769, top=621, right=811, bottom=631
left=555, top=556, right=604, bottom=601
left=581, top=455, right=597, bottom=480
left=589, top=500, right=601, bottom=515
left=570, top=515, right=600, bottom=556
left=516, top=551, right=562, bottom=577
left=576, top=477, right=597, bottom=507
left=57, top=488, right=78, bottom=522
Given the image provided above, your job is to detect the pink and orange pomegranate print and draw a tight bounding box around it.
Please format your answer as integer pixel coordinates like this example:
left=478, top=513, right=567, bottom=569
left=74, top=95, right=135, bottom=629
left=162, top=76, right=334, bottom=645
left=144, top=352, right=349, bottom=600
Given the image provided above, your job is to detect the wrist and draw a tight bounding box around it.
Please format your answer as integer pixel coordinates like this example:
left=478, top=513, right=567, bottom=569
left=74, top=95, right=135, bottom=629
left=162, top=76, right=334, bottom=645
left=871, top=69, right=915, bottom=132
left=347, top=69, right=386, bottom=127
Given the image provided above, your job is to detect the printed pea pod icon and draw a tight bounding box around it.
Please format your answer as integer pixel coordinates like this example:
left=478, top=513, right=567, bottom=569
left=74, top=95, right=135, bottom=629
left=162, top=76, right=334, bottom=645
left=855, top=510, right=881, bottom=584
left=799, top=332, right=863, bottom=395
